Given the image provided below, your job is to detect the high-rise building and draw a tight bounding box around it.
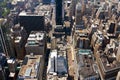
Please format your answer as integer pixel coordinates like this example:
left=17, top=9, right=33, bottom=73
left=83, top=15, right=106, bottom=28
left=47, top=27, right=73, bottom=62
left=75, top=2, right=82, bottom=25
left=47, top=50, right=68, bottom=80
left=25, top=31, right=46, bottom=56
left=77, top=38, right=90, bottom=49
left=0, top=53, right=7, bottom=80
left=19, top=11, right=45, bottom=34
left=11, top=24, right=27, bottom=59
left=116, top=45, right=120, bottom=62
left=0, top=65, right=5, bottom=80
left=76, top=49, right=99, bottom=80
left=70, top=0, right=77, bottom=17
left=118, top=2, right=120, bottom=12
left=0, top=18, right=14, bottom=57
left=0, top=36, right=4, bottom=53
left=53, top=25, right=65, bottom=38
left=14, top=36, right=26, bottom=60
left=7, top=59, right=17, bottom=73
left=55, top=0, right=64, bottom=25
left=116, top=71, right=120, bottom=80
left=96, top=40, right=120, bottom=80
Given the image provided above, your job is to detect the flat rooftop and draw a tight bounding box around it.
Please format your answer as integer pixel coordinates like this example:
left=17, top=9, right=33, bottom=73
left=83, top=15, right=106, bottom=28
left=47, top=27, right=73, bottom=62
left=26, top=31, right=45, bottom=46
left=98, top=51, right=120, bottom=72
left=47, top=50, right=68, bottom=80
left=77, top=49, right=99, bottom=79
left=18, top=55, right=42, bottom=79
left=19, top=11, right=44, bottom=16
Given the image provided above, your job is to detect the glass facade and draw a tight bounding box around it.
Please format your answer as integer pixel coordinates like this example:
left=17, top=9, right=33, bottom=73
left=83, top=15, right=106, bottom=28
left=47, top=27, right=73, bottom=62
left=0, top=36, right=3, bottom=53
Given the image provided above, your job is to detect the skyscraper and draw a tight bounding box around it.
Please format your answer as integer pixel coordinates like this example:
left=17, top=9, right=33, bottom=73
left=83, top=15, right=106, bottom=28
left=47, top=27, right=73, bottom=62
left=19, top=11, right=45, bottom=34
left=0, top=18, right=15, bottom=57
left=0, top=19, right=8, bottom=56
left=70, top=0, right=77, bottom=17
left=56, top=0, right=64, bottom=25
left=0, top=65, right=6, bottom=80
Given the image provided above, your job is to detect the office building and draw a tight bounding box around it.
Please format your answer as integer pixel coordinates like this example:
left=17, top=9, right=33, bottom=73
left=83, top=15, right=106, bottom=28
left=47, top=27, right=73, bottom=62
left=51, top=37, right=57, bottom=50
left=116, top=45, right=120, bottom=62
left=18, top=54, right=44, bottom=80
left=0, top=65, right=6, bottom=80
left=91, top=30, right=104, bottom=49
left=0, top=54, right=7, bottom=80
left=55, top=0, right=64, bottom=25
left=47, top=39, right=68, bottom=80
left=64, top=21, right=71, bottom=35
left=0, top=37, right=4, bottom=53
left=25, top=31, right=46, bottom=56
left=34, top=5, right=53, bottom=32
left=117, top=2, right=120, bottom=12
left=11, top=24, right=27, bottom=39
left=11, top=24, right=27, bottom=59
left=0, top=19, right=8, bottom=56
left=53, top=25, right=65, bottom=38
left=47, top=50, right=68, bottom=80
left=96, top=6, right=106, bottom=19
left=116, top=22, right=120, bottom=36
left=47, top=50, right=57, bottom=77
left=0, top=53, right=7, bottom=80
left=19, top=11, right=45, bottom=34
left=116, top=71, right=120, bottom=80
left=7, top=59, right=17, bottom=73
left=75, top=2, right=82, bottom=25
left=107, top=21, right=116, bottom=34
left=96, top=40, right=120, bottom=80
left=77, top=37, right=90, bottom=49
left=76, top=49, right=99, bottom=80
left=0, top=18, right=14, bottom=57
left=70, top=0, right=76, bottom=17
left=14, top=36, right=26, bottom=59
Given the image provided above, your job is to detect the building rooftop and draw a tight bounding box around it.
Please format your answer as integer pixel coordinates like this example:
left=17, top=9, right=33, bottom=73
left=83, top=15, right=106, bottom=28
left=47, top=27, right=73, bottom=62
left=98, top=44, right=120, bottom=71
left=18, top=55, right=42, bottom=79
left=11, top=0, right=25, bottom=5
left=78, top=49, right=92, bottom=55
left=57, top=56, right=67, bottom=74
left=47, top=50, right=57, bottom=74
left=77, top=49, right=99, bottom=79
left=7, top=59, right=15, bottom=64
left=47, top=50, right=68, bottom=80
left=26, top=31, right=45, bottom=46
left=19, top=11, right=44, bottom=16
left=34, top=5, right=52, bottom=24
